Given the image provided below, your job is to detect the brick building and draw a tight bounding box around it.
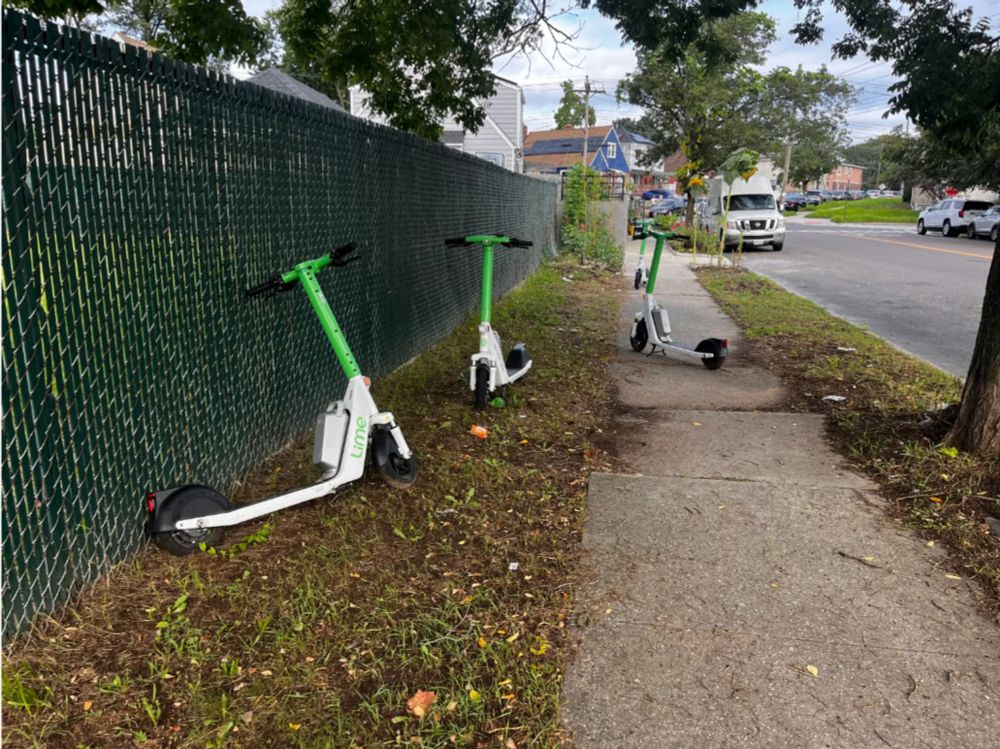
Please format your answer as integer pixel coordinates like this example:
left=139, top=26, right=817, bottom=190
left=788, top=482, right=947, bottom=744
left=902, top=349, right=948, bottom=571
left=809, top=163, right=865, bottom=192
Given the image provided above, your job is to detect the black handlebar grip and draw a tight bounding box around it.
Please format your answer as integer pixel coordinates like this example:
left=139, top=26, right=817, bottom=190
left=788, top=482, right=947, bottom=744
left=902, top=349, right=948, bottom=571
left=245, top=277, right=279, bottom=297
left=330, top=242, right=357, bottom=262
left=507, top=238, right=533, bottom=248
left=444, top=237, right=468, bottom=247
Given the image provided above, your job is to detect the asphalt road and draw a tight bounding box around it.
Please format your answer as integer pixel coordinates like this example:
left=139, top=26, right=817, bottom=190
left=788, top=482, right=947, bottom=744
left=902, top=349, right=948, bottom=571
left=739, top=222, right=996, bottom=377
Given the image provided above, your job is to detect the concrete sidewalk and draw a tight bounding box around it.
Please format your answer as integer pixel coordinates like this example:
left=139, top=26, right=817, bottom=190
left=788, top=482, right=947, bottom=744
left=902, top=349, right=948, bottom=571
left=562, top=241, right=1000, bottom=748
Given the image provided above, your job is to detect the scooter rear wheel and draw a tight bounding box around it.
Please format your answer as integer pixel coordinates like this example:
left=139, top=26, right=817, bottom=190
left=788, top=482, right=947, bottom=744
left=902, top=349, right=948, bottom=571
left=630, top=319, right=649, bottom=352
left=373, top=428, right=418, bottom=488
left=474, top=363, right=490, bottom=410
left=153, top=486, right=232, bottom=556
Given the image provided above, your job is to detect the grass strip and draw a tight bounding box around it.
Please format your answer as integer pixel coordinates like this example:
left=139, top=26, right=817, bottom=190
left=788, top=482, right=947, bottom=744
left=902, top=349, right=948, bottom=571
left=801, top=198, right=918, bottom=223
left=2, top=260, right=621, bottom=749
left=698, top=268, right=999, bottom=617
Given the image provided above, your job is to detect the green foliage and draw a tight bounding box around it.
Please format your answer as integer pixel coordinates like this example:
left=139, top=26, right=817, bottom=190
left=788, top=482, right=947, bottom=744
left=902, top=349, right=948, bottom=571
left=805, top=198, right=917, bottom=224
left=272, top=0, right=549, bottom=139
left=617, top=13, right=777, bottom=173
left=593, top=0, right=762, bottom=64
left=563, top=164, right=603, bottom=226
left=2, top=668, right=52, bottom=714
left=553, top=81, right=596, bottom=129
left=562, top=223, right=623, bottom=270
left=12, top=0, right=267, bottom=66
left=759, top=66, right=855, bottom=188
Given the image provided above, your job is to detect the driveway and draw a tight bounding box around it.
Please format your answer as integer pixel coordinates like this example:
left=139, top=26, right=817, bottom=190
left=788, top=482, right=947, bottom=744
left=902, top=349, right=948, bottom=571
left=740, top=223, right=995, bottom=377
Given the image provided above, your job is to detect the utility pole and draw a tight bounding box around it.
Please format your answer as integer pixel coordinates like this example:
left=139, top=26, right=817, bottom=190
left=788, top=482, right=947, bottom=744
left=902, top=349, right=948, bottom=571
left=573, top=75, right=605, bottom=167
left=781, top=142, right=792, bottom=195
left=875, top=141, right=884, bottom=188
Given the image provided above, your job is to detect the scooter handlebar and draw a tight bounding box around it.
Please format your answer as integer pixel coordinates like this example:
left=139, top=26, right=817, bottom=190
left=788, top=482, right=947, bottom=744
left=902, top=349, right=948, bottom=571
left=443, top=236, right=533, bottom=247
left=245, top=277, right=284, bottom=297
left=328, top=242, right=359, bottom=266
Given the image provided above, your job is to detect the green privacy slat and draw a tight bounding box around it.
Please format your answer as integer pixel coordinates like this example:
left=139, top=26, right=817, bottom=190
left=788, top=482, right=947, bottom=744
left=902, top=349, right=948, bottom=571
left=1, top=7, right=558, bottom=637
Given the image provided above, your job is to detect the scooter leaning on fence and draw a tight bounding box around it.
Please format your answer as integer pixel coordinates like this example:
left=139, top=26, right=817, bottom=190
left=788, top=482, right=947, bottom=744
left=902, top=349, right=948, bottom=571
left=146, top=243, right=417, bottom=556
left=445, top=234, right=534, bottom=409
left=629, top=228, right=729, bottom=370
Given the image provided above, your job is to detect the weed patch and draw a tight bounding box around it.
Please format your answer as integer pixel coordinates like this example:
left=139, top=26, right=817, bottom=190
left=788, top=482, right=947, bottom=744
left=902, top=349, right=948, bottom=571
left=2, top=260, right=621, bottom=748
left=698, top=268, right=1000, bottom=617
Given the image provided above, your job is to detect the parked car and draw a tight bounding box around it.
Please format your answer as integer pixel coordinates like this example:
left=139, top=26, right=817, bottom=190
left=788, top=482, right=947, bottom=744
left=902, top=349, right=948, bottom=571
left=966, top=204, right=1000, bottom=242
left=805, top=190, right=823, bottom=204
left=783, top=192, right=808, bottom=211
left=831, top=190, right=851, bottom=201
left=917, top=198, right=994, bottom=236
left=865, top=189, right=882, bottom=198
left=650, top=197, right=687, bottom=217
left=642, top=188, right=675, bottom=201
left=849, top=190, right=866, bottom=200
left=820, top=191, right=836, bottom=202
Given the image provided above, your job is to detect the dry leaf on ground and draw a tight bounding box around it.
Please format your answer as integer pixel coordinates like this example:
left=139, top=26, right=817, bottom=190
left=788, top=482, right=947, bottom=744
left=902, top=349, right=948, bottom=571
left=406, top=690, right=437, bottom=718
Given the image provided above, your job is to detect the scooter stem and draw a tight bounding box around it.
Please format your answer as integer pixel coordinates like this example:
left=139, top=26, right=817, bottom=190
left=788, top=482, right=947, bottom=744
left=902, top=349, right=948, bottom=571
left=480, top=243, right=494, bottom=326
left=646, top=232, right=666, bottom=294
left=297, top=267, right=363, bottom=379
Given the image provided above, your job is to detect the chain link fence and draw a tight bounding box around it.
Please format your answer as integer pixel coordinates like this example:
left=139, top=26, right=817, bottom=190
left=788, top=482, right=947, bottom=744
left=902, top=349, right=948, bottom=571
left=1, top=8, right=558, bottom=638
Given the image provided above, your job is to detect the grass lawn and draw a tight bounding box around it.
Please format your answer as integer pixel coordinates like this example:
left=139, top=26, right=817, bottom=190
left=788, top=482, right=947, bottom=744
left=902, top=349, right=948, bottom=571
left=698, top=268, right=1000, bottom=618
left=2, top=260, right=621, bottom=749
left=801, top=198, right=918, bottom=223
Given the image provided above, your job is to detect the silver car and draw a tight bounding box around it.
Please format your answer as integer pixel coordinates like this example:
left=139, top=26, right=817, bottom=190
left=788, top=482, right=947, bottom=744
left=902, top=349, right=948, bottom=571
left=917, top=198, right=994, bottom=237
left=966, top=204, right=1000, bottom=242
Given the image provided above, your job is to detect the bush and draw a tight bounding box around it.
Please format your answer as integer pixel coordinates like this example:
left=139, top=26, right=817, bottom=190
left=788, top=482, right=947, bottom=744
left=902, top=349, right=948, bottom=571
left=562, top=222, right=624, bottom=270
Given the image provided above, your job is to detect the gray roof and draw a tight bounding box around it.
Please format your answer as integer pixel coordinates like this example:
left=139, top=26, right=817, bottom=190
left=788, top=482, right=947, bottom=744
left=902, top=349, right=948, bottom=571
left=247, top=68, right=346, bottom=112
left=618, top=129, right=655, bottom=145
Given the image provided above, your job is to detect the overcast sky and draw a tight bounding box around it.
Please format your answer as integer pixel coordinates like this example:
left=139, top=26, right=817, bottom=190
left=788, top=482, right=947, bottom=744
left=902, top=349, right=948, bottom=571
left=242, top=0, right=1000, bottom=144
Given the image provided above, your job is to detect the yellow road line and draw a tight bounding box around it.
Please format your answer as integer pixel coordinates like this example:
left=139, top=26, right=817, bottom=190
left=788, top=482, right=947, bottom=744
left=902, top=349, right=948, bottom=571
left=819, top=232, right=993, bottom=260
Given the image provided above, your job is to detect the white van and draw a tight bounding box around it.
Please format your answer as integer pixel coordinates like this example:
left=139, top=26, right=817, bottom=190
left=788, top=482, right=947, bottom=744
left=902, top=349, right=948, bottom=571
left=702, top=174, right=785, bottom=251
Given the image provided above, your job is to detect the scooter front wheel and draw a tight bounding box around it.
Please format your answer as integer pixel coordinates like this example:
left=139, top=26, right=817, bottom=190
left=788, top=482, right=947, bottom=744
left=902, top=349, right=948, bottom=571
left=153, top=486, right=232, bottom=556
left=629, top=319, right=648, bottom=352
left=633, top=268, right=643, bottom=290
left=474, top=363, right=490, bottom=410
left=373, top=428, right=418, bottom=488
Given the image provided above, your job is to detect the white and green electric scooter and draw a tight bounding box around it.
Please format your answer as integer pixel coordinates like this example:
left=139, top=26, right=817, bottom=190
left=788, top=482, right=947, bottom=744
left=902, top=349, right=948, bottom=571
left=629, top=229, right=728, bottom=369
left=147, top=243, right=417, bottom=555
left=445, top=234, right=534, bottom=409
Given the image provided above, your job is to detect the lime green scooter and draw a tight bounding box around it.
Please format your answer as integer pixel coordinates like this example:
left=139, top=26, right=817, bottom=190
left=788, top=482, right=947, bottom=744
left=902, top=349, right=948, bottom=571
left=147, top=243, right=417, bottom=555
left=445, top=234, right=534, bottom=409
left=633, top=218, right=655, bottom=289
left=629, top=229, right=728, bottom=369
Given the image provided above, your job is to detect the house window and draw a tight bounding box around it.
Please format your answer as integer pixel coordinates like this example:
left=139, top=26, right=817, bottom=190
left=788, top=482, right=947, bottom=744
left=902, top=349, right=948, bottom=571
left=475, top=152, right=505, bottom=167
left=606, top=143, right=617, bottom=159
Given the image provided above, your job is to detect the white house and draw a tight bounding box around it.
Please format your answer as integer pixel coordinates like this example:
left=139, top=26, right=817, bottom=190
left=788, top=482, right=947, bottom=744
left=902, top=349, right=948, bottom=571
left=350, top=76, right=524, bottom=172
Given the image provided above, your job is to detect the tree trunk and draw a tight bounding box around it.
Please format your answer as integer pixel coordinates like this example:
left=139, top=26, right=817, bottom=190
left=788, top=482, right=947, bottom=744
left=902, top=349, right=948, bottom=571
left=947, top=235, right=1000, bottom=456
left=684, top=191, right=695, bottom=228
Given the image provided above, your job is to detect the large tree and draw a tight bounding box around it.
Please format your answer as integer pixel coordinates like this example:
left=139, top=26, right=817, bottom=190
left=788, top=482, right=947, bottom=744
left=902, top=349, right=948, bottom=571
left=757, top=66, right=854, bottom=190
left=553, top=80, right=597, bottom=129
left=11, top=0, right=266, bottom=65
left=602, top=0, right=1000, bottom=456
left=618, top=12, right=777, bottom=224
left=271, top=0, right=575, bottom=139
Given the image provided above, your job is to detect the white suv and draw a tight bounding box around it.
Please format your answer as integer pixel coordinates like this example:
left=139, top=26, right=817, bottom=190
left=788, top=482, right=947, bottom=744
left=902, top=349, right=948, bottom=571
left=917, top=199, right=994, bottom=237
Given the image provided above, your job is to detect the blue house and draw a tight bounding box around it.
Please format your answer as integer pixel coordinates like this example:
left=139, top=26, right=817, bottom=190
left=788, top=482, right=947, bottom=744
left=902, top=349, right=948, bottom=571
left=523, top=125, right=631, bottom=174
